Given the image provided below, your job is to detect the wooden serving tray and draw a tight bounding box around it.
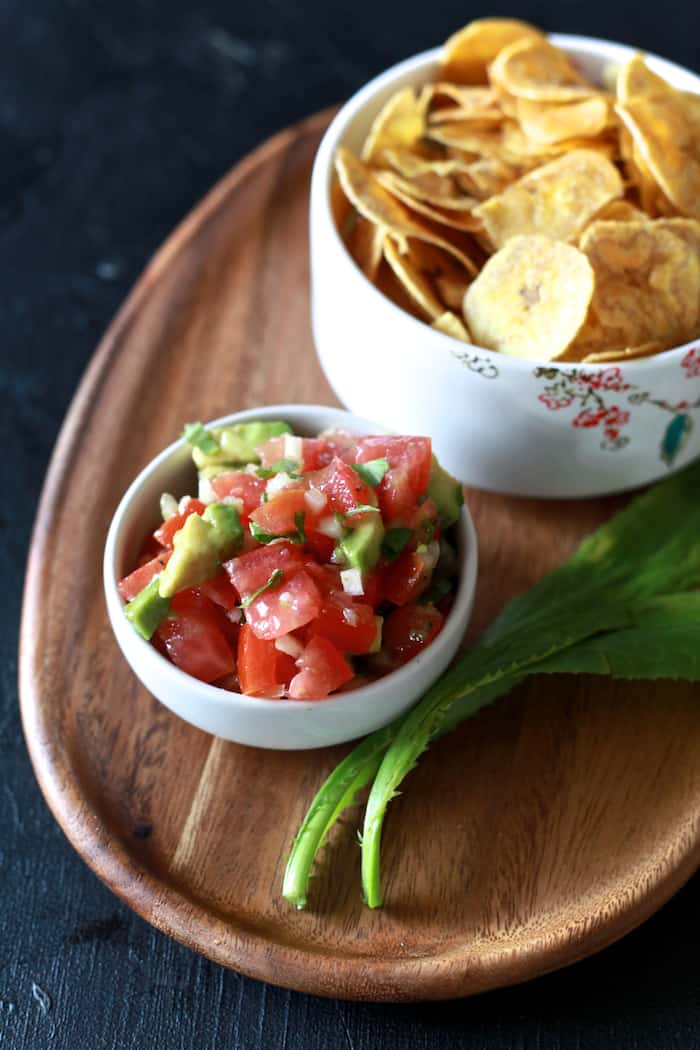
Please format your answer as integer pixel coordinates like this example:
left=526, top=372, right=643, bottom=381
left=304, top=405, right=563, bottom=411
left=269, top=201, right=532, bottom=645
left=19, top=110, right=700, bottom=1002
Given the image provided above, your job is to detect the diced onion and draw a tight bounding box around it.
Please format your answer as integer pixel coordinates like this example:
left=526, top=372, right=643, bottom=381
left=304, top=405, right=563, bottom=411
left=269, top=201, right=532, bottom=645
left=178, top=495, right=194, bottom=513
left=318, top=515, right=344, bottom=539
left=342, top=605, right=359, bottom=626
left=266, top=472, right=295, bottom=498
left=274, top=635, right=304, bottom=659
left=222, top=495, right=244, bottom=512
left=284, top=434, right=303, bottom=461
left=197, top=477, right=217, bottom=504
left=160, top=492, right=179, bottom=521
left=304, top=487, right=327, bottom=514
left=226, top=609, right=243, bottom=624
left=341, top=568, right=364, bottom=596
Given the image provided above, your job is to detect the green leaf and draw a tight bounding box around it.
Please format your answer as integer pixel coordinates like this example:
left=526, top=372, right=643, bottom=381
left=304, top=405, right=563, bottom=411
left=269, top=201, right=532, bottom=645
left=182, top=422, right=220, bottom=455
left=382, top=527, right=412, bottom=561
left=284, top=457, right=700, bottom=911
left=661, top=414, right=693, bottom=467
left=256, top=458, right=301, bottom=479
left=239, top=568, right=284, bottom=609
left=352, top=458, right=390, bottom=487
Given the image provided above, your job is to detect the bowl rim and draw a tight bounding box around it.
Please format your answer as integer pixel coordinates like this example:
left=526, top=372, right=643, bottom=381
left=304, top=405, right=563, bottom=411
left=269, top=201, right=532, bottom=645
left=312, top=33, right=700, bottom=376
left=103, top=403, right=478, bottom=717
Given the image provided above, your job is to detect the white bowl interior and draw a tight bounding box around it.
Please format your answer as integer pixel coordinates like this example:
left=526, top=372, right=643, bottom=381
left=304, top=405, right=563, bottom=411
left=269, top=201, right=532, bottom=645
left=104, top=404, right=478, bottom=749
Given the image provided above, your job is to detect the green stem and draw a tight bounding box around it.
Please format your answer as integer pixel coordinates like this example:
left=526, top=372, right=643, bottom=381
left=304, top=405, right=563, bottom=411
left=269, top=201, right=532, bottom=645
left=282, top=722, right=397, bottom=908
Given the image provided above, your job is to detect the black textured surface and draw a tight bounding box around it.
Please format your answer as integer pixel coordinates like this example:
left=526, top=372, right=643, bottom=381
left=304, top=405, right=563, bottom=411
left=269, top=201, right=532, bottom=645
left=5, top=3, right=700, bottom=1047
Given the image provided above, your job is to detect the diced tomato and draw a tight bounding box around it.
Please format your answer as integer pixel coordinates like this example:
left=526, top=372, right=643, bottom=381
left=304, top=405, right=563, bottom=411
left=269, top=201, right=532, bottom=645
left=249, top=487, right=307, bottom=535
left=308, top=596, right=378, bottom=654
left=384, top=550, right=433, bottom=606
left=360, top=567, right=384, bottom=609
left=153, top=499, right=207, bottom=549
left=306, top=457, right=375, bottom=514
left=137, top=535, right=166, bottom=565
left=156, top=591, right=236, bottom=682
left=315, top=429, right=358, bottom=466
left=245, top=570, right=322, bottom=640
left=288, top=636, right=354, bottom=700
left=383, top=603, right=444, bottom=664
left=405, top=497, right=440, bottom=545
left=198, top=570, right=240, bottom=610
left=118, top=550, right=171, bottom=602
left=211, top=472, right=265, bottom=517
left=257, top=436, right=327, bottom=472
left=304, top=561, right=343, bottom=595
left=237, top=625, right=296, bottom=697
left=355, top=436, right=432, bottom=521
left=304, top=528, right=335, bottom=562
left=225, top=541, right=306, bottom=597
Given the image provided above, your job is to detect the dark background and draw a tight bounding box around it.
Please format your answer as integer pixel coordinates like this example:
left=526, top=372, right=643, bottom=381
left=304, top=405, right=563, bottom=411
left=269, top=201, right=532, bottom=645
left=4, top=2, right=700, bottom=1047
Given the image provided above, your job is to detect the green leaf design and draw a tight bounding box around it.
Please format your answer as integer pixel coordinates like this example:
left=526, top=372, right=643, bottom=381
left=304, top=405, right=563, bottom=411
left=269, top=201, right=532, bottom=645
left=661, top=413, right=693, bottom=467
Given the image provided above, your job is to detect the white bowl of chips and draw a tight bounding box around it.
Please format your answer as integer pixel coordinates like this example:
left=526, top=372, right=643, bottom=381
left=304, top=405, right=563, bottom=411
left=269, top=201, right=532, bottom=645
left=310, top=22, right=700, bottom=497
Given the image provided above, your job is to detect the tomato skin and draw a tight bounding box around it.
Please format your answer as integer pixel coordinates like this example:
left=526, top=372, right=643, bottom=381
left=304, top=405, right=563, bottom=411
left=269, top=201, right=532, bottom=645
left=355, top=436, right=432, bottom=521
left=211, top=472, right=265, bottom=517
left=288, top=636, right=354, bottom=700
left=307, top=457, right=375, bottom=514
left=249, top=487, right=307, bottom=535
left=384, top=550, right=432, bottom=606
left=245, top=569, right=322, bottom=640
left=307, top=597, right=378, bottom=654
left=225, top=541, right=306, bottom=597
left=118, top=551, right=171, bottom=601
left=153, top=499, right=207, bottom=549
left=383, top=603, right=445, bottom=664
left=237, top=625, right=295, bottom=696
left=156, top=590, right=236, bottom=682
left=197, top=570, right=240, bottom=611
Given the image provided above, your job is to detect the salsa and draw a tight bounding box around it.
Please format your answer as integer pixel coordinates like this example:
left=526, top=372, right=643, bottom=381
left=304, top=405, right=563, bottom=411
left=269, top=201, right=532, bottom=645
left=119, top=420, right=463, bottom=700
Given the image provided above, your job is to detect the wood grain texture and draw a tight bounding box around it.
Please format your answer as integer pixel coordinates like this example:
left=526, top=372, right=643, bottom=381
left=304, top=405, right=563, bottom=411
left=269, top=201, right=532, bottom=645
left=18, top=109, right=700, bottom=1003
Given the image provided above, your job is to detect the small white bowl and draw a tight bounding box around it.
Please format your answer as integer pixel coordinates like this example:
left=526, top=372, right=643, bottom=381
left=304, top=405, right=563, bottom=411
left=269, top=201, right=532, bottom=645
left=310, top=35, right=700, bottom=498
left=104, top=404, right=477, bottom=750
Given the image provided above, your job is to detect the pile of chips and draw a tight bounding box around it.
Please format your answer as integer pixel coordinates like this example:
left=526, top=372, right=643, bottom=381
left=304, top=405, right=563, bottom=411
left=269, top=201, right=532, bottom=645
left=333, top=19, right=700, bottom=363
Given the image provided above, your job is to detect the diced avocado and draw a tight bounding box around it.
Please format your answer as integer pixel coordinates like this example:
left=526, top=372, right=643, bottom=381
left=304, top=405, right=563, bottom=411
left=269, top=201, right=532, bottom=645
left=191, top=420, right=291, bottom=469
left=198, top=464, right=246, bottom=479
left=125, top=577, right=171, bottom=640
left=158, top=503, right=244, bottom=598
left=339, top=515, right=385, bottom=573
left=427, top=456, right=464, bottom=528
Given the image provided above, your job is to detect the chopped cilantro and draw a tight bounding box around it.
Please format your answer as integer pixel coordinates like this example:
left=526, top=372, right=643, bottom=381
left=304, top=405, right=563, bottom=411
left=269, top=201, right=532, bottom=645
left=381, top=527, right=412, bottom=561
left=351, top=458, right=389, bottom=487
left=239, top=568, right=284, bottom=608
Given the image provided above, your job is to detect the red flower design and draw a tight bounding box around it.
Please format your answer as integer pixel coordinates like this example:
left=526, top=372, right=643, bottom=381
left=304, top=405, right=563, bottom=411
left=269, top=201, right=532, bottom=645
left=572, top=408, right=608, bottom=428
left=682, top=347, right=700, bottom=378
left=603, top=405, right=630, bottom=427
left=539, top=393, right=573, bottom=410
left=572, top=404, right=630, bottom=430
left=575, top=367, right=629, bottom=392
